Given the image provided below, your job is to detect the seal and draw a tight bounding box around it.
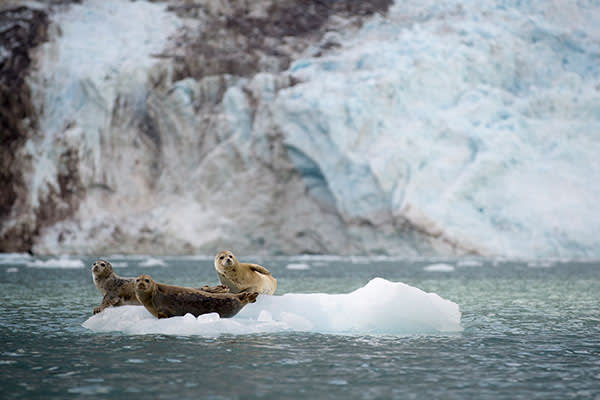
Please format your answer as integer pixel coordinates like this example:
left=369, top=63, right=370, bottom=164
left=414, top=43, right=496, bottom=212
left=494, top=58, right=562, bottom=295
left=214, top=250, right=277, bottom=295
left=134, top=274, right=258, bottom=319
left=91, top=259, right=228, bottom=314
left=196, top=284, right=231, bottom=294
left=91, top=259, right=140, bottom=314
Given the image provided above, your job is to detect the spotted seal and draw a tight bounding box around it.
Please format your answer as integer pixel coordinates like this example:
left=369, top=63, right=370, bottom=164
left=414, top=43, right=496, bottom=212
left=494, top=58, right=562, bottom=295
left=91, top=259, right=140, bottom=314
left=214, top=250, right=277, bottom=295
left=91, top=259, right=229, bottom=314
left=134, top=274, right=258, bottom=319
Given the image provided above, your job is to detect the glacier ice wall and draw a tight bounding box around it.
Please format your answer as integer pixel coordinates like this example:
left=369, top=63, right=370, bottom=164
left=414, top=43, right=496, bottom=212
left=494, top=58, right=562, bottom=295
left=2, top=0, right=599, bottom=257
left=264, top=0, right=600, bottom=257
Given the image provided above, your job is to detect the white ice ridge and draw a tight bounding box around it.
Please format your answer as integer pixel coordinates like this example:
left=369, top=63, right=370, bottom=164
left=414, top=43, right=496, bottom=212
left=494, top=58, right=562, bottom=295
left=82, top=278, right=463, bottom=336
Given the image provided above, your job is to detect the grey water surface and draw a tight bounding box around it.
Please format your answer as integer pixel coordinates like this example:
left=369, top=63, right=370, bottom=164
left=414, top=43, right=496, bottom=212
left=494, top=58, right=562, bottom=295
left=1, top=255, right=599, bottom=399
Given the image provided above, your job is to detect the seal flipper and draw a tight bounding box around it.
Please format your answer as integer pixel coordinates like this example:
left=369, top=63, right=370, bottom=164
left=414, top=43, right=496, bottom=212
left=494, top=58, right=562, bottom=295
left=246, top=263, right=271, bottom=276
left=94, top=295, right=119, bottom=314
left=197, top=284, right=230, bottom=293
left=238, top=292, right=259, bottom=304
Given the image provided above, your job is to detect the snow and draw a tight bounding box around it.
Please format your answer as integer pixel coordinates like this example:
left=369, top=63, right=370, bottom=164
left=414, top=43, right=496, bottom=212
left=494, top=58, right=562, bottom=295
left=423, top=263, right=455, bottom=272
left=82, top=278, right=462, bottom=336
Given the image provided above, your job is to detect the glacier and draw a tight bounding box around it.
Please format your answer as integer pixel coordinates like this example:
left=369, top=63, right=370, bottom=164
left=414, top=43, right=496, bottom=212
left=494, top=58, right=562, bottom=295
left=2, top=0, right=599, bottom=257
left=265, top=0, right=600, bottom=257
left=82, top=278, right=463, bottom=336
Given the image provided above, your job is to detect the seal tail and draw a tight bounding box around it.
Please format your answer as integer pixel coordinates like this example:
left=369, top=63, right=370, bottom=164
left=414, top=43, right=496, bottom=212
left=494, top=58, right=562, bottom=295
left=240, top=292, right=259, bottom=304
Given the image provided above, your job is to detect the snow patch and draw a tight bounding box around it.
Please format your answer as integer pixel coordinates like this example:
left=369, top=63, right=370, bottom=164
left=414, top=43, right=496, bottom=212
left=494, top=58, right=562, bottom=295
left=82, top=278, right=462, bottom=336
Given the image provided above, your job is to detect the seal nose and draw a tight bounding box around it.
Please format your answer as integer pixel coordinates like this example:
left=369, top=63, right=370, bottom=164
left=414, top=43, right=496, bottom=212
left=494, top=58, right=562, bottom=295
left=93, top=265, right=99, bottom=272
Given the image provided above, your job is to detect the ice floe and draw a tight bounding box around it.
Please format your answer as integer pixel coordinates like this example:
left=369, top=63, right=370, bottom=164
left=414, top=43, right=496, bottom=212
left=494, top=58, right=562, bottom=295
left=423, top=263, right=455, bottom=272
left=83, top=278, right=462, bottom=336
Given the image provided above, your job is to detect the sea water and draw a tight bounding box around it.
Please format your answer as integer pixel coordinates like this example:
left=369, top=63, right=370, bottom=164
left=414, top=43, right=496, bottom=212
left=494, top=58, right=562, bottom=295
left=1, top=255, right=599, bottom=399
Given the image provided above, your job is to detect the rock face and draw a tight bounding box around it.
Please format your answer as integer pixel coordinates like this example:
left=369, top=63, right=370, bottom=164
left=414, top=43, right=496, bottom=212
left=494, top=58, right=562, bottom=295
left=1, top=0, right=599, bottom=257
left=0, top=5, right=49, bottom=252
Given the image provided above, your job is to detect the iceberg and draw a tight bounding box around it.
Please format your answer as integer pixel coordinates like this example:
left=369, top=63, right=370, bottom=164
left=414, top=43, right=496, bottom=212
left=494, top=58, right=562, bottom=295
left=423, top=263, right=455, bottom=272
left=82, top=278, right=463, bottom=336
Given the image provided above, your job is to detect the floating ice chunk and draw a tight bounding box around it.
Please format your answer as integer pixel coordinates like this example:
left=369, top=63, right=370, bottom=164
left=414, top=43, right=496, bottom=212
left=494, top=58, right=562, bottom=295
left=139, top=258, right=167, bottom=267
left=286, top=263, right=311, bottom=270
left=110, top=262, right=129, bottom=268
left=26, top=257, right=85, bottom=269
left=82, top=305, right=288, bottom=336
left=457, top=260, right=483, bottom=267
left=6, top=268, right=19, bottom=273
left=527, top=260, right=554, bottom=268
left=423, top=263, right=455, bottom=272
left=0, top=253, right=32, bottom=265
left=82, top=278, right=462, bottom=336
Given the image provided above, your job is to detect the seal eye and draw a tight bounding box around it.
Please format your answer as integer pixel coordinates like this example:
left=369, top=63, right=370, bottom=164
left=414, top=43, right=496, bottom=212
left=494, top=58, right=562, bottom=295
left=220, top=256, right=225, bottom=260
left=100, top=263, right=105, bottom=267
left=144, top=279, right=149, bottom=283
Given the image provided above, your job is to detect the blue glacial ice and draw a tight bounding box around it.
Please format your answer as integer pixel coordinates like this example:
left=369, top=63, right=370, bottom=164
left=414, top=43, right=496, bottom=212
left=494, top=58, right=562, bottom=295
left=242, top=0, right=600, bottom=257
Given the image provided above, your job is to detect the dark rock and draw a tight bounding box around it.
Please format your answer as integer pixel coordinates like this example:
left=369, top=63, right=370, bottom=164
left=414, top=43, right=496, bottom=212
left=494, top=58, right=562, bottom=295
left=0, top=6, right=49, bottom=252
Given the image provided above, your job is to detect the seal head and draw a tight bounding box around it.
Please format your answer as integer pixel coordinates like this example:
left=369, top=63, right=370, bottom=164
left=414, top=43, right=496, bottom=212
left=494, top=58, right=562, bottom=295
left=92, top=259, right=113, bottom=290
